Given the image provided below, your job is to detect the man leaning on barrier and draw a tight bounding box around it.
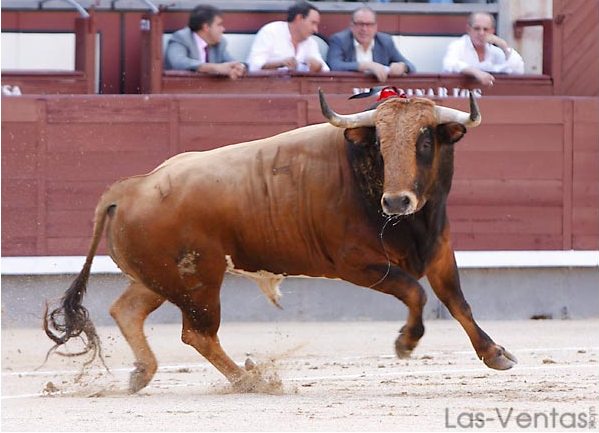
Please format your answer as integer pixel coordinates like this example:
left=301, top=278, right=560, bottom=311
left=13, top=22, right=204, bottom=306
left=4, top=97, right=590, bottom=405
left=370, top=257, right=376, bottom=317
left=247, top=1, right=329, bottom=73
left=443, top=12, right=524, bottom=87
left=327, top=6, right=416, bottom=82
left=164, top=5, right=246, bottom=80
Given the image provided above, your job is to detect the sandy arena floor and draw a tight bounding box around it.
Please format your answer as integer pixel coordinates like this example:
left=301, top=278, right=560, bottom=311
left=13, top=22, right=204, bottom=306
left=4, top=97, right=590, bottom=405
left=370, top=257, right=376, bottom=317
left=2, top=319, right=598, bottom=431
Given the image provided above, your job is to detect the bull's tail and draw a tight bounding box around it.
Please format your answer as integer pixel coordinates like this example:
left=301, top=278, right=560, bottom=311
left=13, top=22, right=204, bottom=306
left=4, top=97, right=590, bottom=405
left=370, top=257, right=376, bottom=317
left=43, top=194, right=116, bottom=366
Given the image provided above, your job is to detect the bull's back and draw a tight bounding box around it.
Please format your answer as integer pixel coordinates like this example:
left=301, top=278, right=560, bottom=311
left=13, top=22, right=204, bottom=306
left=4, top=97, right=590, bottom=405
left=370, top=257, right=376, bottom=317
left=107, top=123, right=360, bottom=276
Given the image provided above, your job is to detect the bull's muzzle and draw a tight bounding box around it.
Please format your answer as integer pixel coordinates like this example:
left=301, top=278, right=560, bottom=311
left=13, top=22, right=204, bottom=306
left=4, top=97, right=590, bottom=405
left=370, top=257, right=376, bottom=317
left=381, top=191, right=418, bottom=216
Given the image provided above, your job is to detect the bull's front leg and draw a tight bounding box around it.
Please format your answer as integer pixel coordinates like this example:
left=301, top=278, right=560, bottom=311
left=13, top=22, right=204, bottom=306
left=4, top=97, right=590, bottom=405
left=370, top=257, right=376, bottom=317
left=426, top=233, right=517, bottom=370
left=342, top=264, right=427, bottom=358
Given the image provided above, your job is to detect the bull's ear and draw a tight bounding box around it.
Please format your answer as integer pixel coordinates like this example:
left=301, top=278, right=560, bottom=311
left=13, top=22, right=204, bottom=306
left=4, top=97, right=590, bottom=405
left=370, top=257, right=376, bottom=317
left=344, top=127, right=376, bottom=147
left=437, top=122, right=467, bottom=144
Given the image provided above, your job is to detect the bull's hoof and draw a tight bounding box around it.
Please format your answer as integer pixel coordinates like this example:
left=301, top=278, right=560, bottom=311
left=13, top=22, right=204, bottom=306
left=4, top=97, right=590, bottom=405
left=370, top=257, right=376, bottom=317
left=482, top=345, right=518, bottom=370
left=231, top=372, right=269, bottom=393
left=231, top=364, right=283, bottom=394
left=244, top=357, right=257, bottom=371
left=128, top=362, right=154, bottom=394
left=394, top=325, right=423, bottom=359
left=394, top=334, right=416, bottom=359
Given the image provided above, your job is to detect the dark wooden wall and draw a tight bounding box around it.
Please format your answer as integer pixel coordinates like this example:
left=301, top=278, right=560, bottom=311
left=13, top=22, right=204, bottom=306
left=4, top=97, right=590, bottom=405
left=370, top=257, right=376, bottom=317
left=553, top=0, right=599, bottom=96
left=2, top=94, right=598, bottom=256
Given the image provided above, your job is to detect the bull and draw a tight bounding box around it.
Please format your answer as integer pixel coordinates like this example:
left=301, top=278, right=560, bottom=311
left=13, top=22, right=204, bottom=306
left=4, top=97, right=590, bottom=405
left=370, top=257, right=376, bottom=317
left=44, top=89, right=516, bottom=393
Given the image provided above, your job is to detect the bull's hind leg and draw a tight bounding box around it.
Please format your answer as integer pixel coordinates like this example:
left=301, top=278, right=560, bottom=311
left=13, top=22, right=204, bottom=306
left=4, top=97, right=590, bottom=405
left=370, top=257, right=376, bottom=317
left=109, top=281, right=165, bottom=393
left=426, top=237, right=517, bottom=370
left=343, top=265, right=427, bottom=358
left=169, top=254, right=258, bottom=391
left=178, top=288, right=258, bottom=391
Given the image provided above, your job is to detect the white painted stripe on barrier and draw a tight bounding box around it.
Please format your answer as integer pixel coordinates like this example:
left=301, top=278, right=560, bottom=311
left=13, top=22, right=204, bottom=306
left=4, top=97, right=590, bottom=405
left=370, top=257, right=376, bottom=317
left=1, top=251, right=598, bottom=275
left=455, top=250, right=599, bottom=269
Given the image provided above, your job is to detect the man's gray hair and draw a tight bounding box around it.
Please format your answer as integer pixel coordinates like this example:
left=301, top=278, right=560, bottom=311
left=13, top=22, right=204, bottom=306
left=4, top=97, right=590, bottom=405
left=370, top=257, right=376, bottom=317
left=351, top=6, right=377, bottom=23
left=467, top=12, right=496, bottom=29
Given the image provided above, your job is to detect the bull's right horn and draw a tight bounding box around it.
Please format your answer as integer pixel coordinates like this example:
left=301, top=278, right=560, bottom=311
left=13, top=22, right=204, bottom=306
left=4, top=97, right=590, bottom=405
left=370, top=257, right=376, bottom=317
left=319, top=89, right=376, bottom=128
left=435, top=90, right=481, bottom=128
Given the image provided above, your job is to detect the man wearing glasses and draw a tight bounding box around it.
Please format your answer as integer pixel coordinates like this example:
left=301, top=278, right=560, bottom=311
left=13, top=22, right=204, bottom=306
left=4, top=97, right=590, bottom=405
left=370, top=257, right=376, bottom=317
left=443, top=12, right=524, bottom=86
left=327, top=6, right=416, bottom=82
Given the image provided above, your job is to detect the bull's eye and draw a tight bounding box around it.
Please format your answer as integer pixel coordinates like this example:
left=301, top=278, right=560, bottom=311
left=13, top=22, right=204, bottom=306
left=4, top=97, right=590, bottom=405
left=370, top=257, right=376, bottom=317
left=416, top=128, right=434, bottom=166
left=417, top=127, right=433, bottom=157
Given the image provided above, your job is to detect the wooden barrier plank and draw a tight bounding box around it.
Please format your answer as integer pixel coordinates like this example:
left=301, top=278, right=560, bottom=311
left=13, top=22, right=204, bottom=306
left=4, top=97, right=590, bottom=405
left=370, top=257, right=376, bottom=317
left=177, top=96, right=302, bottom=124
left=454, top=150, right=563, bottom=180
left=1, top=145, right=38, bottom=178
left=45, top=151, right=164, bottom=182
left=162, top=72, right=303, bottom=94
left=572, top=98, right=599, bottom=249
left=45, top=123, right=171, bottom=153
left=472, top=98, right=565, bottom=124
left=1, top=207, right=39, bottom=254
left=449, top=205, right=563, bottom=234
left=47, top=210, right=94, bottom=238
left=47, top=237, right=107, bottom=256
left=1, top=121, right=39, bottom=154
left=1, top=72, right=89, bottom=95
left=46, top=181, right=111, bottom=211
left=450, top=179, right=562, bottom=207
left=0, top=98, right=39, bottom=122
left=2, top=236, right=39, bottom=256
left=0, top=180, right=38, bottom=210
left=161, top=74, right=553, bottom=97
left=178, top=124, right=299, bottom=151
left=46, top=97, right=171, bottom=123
left=452, top=234, right=563, bottom=251
left=460, top=124, right=565, bottom=152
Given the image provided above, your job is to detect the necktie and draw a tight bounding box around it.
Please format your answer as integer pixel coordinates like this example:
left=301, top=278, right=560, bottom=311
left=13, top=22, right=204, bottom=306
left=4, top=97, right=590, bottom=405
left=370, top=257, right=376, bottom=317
left=204, top=46, right=210, bottom=63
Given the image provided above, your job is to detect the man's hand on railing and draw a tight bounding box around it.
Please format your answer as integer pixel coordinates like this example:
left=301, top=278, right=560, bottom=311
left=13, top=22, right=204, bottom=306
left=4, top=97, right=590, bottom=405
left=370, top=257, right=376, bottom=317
left=462, top=67, right=495, bottom=87
left=199, top=61, right=247, bottom=80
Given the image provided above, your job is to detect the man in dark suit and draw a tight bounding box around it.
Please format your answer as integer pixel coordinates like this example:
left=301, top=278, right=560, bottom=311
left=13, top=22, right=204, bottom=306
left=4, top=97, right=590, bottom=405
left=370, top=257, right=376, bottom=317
left=165, top=5, right=246, bottom=80
left=327, top=6, right=416, bottom=82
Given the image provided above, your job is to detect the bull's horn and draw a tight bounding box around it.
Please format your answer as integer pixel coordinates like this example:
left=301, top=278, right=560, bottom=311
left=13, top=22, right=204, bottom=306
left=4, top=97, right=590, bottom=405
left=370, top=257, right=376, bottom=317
left=435, top=91, right=481, bottom=128
left=319, top=89, right=376, bottom=128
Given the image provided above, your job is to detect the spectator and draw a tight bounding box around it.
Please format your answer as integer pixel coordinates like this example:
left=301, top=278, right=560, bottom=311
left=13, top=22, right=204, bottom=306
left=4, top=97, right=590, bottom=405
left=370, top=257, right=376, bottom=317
left=247, top=1, right=329, bottom=73
left=443, top=12, right=524, bottom=86
left=326, top=6, right=416, bottom=82
left=165, top=5, right=246, bottom=80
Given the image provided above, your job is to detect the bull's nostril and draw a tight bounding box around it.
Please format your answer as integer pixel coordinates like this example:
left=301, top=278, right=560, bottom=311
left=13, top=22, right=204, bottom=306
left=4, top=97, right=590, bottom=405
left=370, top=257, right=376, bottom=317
left=382, top=196, right=390, bottom=208
left=400, top=195, right=411, bottom=208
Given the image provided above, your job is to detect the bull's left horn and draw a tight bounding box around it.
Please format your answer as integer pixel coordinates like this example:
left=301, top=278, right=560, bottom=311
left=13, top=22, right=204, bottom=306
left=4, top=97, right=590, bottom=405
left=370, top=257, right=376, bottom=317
left=435, top=90, right=481, bottom=128
left=319, top=89, right=376, bottom=128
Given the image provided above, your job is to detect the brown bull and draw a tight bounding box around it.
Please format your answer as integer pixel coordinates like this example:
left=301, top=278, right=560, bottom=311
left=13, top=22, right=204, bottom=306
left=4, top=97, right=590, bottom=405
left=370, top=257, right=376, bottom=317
left=44, top=90, right=516, bottom=393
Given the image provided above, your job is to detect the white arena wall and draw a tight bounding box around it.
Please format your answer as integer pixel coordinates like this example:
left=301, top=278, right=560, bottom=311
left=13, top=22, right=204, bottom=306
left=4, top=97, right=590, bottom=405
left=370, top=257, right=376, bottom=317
left=2, top=251, right=598, bottom=327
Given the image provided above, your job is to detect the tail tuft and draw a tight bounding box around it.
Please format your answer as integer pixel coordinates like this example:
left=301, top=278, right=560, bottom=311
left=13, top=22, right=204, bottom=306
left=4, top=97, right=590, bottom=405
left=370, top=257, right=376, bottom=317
left=42, top=263, right=105, bottom=369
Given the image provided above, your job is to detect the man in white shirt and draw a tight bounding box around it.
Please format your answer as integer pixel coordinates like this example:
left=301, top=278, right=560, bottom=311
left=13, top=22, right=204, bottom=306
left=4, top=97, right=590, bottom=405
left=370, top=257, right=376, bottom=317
left=247, top=1, right=329, bottom=73
left=443, top=12, right=524, bottom=86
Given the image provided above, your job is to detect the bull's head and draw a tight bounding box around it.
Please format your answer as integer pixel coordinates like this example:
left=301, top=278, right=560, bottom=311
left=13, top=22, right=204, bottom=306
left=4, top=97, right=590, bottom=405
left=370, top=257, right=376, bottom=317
left=319, top=89, right=480, bottom=216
